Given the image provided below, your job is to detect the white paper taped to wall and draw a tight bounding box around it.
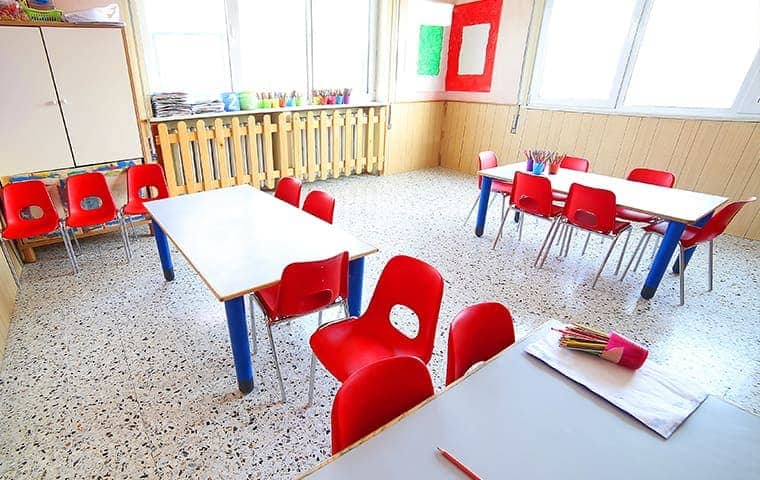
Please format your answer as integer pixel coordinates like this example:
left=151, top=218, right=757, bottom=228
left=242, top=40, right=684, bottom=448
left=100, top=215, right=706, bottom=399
left=458, top=23, right=490, bottom=75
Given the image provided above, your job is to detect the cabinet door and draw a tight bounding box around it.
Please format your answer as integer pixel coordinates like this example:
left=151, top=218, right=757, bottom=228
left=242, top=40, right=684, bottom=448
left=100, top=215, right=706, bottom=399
left=42, top=27, right=142, bottom=167
left=0, top=27, right=74, bottom=177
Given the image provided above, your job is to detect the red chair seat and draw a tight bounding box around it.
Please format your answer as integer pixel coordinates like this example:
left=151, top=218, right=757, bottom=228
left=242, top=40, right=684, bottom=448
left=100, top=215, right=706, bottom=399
left=492, top=180, right=512, bottom=195
left=644, top=221, right=700, bottom=247
left=1, top=180, right=61, bottom=240
left=254, top=283, right=280, bottom=321
left=66, top=207, right=116, bottom=228
left=552, top=191, right=568, bottom=202
left=123, top=200, right=148, bottom=216
left=123, top=163, right=170, bottom=216
left=616, top=207, right=656, bottom=223
left=311, top=319, right=402, bottom=381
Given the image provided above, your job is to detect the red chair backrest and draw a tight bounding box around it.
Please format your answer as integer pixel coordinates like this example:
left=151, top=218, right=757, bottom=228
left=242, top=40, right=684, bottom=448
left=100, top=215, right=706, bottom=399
left=303, top=190, right=335, bottom=224
left=511, top=171, right=554, bottom=217
left=446, top=302, right=515, bottom=385
left=276, top=251, right=349, bottom=319
left=125, top=163, right=170, bottom=210
left=477, top=151, right=498, bottom=189
left=275, top=176, right=302, bottom=207
left=331, top=355, right=434, bottom=454
left=626, top=168, right=676, bottom=188
left=0, top=180, right=60, bottom=238
left=685, top=197, right=757, bottom=247
left=560, top=156, right=590, bottom=172
left=66, top=172, right=118, bottom=224
left=563, top=183, right=617, bottom=234
left=360, top=255, right=444, bottom=363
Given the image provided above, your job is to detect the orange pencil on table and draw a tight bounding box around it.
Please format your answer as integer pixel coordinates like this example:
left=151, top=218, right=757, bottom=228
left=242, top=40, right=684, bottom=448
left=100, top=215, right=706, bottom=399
left=437, top=447, right=483, bottom=480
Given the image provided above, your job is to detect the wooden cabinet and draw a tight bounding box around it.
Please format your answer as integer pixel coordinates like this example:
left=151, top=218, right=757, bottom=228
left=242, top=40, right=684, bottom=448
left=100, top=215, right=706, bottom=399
left=0, top=26, right=74, bottom=175
left=0, top=23, right=143, bottom=178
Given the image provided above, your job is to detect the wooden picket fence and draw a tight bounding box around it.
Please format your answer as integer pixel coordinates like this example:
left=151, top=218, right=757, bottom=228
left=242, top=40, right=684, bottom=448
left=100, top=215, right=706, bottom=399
left=151, top=106, right=388, bottom=196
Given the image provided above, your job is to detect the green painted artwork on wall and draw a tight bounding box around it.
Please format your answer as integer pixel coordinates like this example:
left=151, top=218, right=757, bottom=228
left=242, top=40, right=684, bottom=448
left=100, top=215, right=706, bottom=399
left=417, top=25, right=444, bottom=76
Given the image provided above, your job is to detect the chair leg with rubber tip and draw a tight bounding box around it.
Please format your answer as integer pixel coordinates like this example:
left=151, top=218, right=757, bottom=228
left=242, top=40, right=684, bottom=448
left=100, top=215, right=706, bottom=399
left=592, top=234, right=621, bottom=289
left=267, top=324, right=287, bottom=403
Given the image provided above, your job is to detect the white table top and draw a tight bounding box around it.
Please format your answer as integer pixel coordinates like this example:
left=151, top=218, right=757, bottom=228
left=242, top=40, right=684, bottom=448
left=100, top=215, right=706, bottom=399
left=144, top=185, right=378, bottom=301
left=299, top=323, right=760, bottom=480
left=480, top=162, right=728, bottom=224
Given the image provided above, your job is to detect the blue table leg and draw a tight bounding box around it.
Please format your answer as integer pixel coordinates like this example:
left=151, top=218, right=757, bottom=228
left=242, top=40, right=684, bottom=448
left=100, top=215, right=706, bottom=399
left=641, top=220, right=686, bottom=299
left=475, top=177, right=492, bottom=237
left=152, top=220, right=174, bottom=281
left=224, top=296, right=254, bottom=394
left=672, top=213, right=713, bottom=274
left=348, top=257, right=365, bottom=317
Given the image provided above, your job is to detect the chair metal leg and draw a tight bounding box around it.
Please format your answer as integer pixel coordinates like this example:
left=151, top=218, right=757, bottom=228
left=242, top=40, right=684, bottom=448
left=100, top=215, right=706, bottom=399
left=0, top=239, right=21, bottom=288
left=117, top=213, right=132, bottom=262
left=621, top=232, right=649, bottom=281
left=59, top=222, right=79, bottom=274
left=651, top=236, right=661, bottom=260
left=69, top=228, right=81, bottom=255
left=581, top=232, right=591, bottom=256
left=679, top=246, right=686, bottom=306
left=539, top=220, right=563, bottom=269
left=562, top=226, right=574, bottom=257
left=463, top=195, right=479, bottom=226
left=266, top=324, right=287, bottom=403
left=534, top=217, right=559, bottom=268
left=555, top=223, right=565, bottom=246
left=614, top=228, right=632, bottom=276
left=492, top=206, right=512, bottom=249
left=307, top=310, right=324, bottom=407
left=633, top=232, right=653, bottom=272
left=592, top=234, right=621, bottom=289
left=248, top=295, right=258, bottom=355
left=708, top=240, right=714, bottom=292
left=517, top=210, right=525, bottom=242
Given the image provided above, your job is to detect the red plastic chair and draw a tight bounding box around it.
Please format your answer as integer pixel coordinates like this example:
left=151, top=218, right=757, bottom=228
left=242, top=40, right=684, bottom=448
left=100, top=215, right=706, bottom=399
left=65, top=172, right=131, bottom=270
left=539, top=183, right=631, bottom=288
left=274, top=176, right=302, bottom=207
left=310, top=255, right=444, bottom=383
left=123, top=163, right=171, bottom=238
left=493, top=172, right=564, bottom=264
left=552, top=155, right=590, bottom=202
left=123, top=163, right=170, bottom=216
left=622, top=197, right=756, bottom=305
left=464, top=151, right=513, bottom=225
left=251, top=251, right=349, bottom=404
left=331, top=356, right=434, bottom=454
left=303, top=190, right=335, bottom=224
left=0, top=180, right=77, bottom=284
left=616, top=168, right=676, bottom=223
left=446, top=303, right=515, bottom=385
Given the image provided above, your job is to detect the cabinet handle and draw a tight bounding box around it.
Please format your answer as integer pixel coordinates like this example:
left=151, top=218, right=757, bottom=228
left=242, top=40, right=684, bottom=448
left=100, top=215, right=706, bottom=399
left=46, top=100, right=58, bottom=106
left=61, top=99, right=69, bottom=105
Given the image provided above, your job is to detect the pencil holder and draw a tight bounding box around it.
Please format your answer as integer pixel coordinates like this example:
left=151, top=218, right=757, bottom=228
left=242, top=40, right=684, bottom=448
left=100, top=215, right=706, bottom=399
left=328, top=95, right=337, bottom=105
left=295, top=97, right=303, bottom=106
left=600, top=332, right=649, bottom=370
left=313, top=96, right=322, bottom=105
left=336, top=95, right=344, bottom=104
left=525, top=159, right=534, bottom=172
left=279, top=97, right=286, bottom=108
left=549, top=162, right=560, bottom=175
left=343, top=94, right=350, bottom=105
left=286, top=97, right=294, bottom=107
left=532, top=162, right=545, bottom=175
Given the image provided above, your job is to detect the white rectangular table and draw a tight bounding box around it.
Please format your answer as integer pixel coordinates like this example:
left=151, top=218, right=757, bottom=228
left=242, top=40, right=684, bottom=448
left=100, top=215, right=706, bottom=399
left=298, top=323, right=760, bottom=479
left=145, top=185, right=378, bottom=393
left=476, top=162, right=728, bottom=299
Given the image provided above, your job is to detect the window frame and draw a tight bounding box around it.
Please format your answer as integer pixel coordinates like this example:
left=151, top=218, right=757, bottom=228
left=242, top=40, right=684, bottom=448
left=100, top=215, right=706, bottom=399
left=138, top=0, right=377, bottom=100
left=529, top=0, right=760, bottom=120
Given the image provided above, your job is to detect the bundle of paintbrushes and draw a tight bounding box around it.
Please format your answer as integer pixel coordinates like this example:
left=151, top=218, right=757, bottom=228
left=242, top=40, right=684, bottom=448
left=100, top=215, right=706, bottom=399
left=556, top=324, right=648, bottom=370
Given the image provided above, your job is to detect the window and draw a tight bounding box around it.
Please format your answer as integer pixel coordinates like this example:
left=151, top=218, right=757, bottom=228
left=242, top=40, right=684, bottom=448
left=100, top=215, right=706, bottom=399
left=530, top=0, right=760, bottom=117
left=139, top=0, right=375, bottom=101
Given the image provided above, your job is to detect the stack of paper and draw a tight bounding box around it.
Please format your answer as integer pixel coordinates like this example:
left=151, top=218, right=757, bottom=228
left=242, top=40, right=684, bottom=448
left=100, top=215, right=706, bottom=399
left=191, top=100, right=225, bottom=114
left=151, top=92, right=191, bottom=117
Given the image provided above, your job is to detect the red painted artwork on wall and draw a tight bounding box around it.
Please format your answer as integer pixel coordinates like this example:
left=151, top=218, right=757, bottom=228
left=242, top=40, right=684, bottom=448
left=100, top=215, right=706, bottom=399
left=445, top=0, right=503, bottom=92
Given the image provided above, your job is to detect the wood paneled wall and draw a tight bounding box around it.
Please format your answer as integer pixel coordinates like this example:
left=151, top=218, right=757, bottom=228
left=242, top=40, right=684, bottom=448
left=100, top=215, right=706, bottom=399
left=0, top=251, right=19, bottom=364
left=440, top=102, right=760, bottom=240
left=385, top=101, right=446, bottom=174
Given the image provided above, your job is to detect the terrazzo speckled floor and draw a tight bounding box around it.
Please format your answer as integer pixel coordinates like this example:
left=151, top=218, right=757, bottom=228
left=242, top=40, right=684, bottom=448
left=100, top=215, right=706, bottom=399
left=1, top=167, right=758, bottom=479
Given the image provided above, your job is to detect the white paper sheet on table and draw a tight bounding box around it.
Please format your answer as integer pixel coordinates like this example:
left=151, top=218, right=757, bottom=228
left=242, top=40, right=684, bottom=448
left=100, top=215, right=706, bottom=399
left=525, top=324, right=707, bottom=438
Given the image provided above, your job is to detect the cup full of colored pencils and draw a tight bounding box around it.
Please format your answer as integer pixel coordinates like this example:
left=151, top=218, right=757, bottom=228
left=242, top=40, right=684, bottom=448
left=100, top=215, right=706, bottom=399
left=555, top=324, right=648, bottom=370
